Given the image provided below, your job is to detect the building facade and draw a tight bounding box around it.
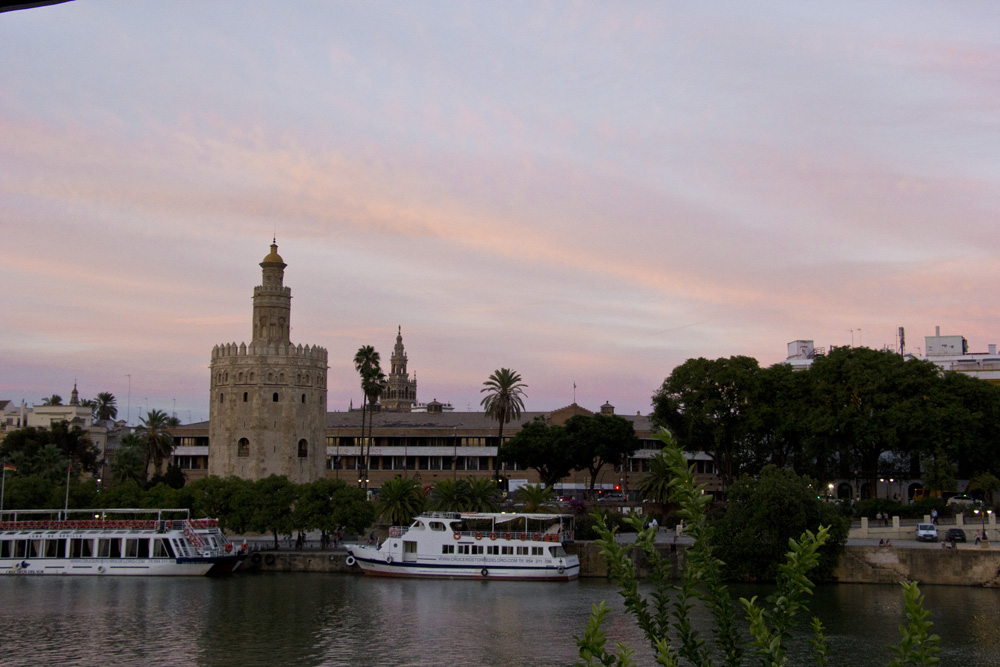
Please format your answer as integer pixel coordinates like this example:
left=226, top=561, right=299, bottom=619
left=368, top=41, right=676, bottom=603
left=207, top=243, right=328, bottom=483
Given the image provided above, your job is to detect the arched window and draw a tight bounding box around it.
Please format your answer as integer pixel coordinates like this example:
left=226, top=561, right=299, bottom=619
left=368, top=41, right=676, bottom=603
left=238, top=438, right=250, bottom=457
left=272, top=392, right=279, bottom=402
left=243, top=392, right=248, bottom=402
left=301, top=394, right=306, bottom=404
left=219, top=393, right=224, bottom=404
left=298, top=439, right=308, bottom=458
left=249, top=372, right=255, bottom=382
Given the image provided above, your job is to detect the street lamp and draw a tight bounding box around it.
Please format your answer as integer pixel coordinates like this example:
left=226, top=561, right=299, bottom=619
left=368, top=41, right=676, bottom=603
left=974, top=508, right=993, bottom=545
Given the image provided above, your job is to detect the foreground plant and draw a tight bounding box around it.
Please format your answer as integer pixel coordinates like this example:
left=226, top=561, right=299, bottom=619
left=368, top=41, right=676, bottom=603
left=576, top=431, right=940, bottom=666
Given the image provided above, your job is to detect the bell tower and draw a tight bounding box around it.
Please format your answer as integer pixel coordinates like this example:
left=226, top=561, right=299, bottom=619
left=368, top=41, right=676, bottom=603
left=252, top=241, right=291, bottom=345
left=382, top=326, right=417, bottom=412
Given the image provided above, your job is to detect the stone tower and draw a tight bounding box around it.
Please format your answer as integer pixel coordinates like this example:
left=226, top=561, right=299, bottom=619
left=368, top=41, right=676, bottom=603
left=208, top=242, right=328, bottom=483
left=381, top=326, right=417, bottom=412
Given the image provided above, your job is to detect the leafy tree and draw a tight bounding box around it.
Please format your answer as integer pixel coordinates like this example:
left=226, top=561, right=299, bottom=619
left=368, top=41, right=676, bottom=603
left=374, top=476, right=425, bottom=525
left=652, top=355, right=762, bottom=490
left=498, top=416, right=573, bottom=488
left=481, top=367, right=527, bottom=477
left=293, top=478, right=374, bottom=536
left=513, top=483, right=555, bottom=512
left=712, top=465, right=850, bottom=582
left=149, top=464, right=186, bottom=490
left=0, top=423, right=99, bottom=476
left=138, top=409, right=174, bottom=478
left=920, top=445, right=957, bottom=495
left=638, top=449, right=674, bottom=505
left=564, top=413, right=640, bottom=495
left=109, top=434, right=147, bottom=486
left=185, top=476, right=254, bottom=533
left=245, top=475, right=297, bottom=548
left=969, top=472, right=1000, bottom=506
left=93, top=392, right=118, bottom=421
left=462, top=477, right=500, bottom=512
left=42, top=394, right=63, bottom=406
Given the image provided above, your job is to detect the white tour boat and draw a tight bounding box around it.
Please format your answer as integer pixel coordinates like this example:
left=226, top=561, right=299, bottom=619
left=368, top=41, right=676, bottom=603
left=347, top=512, right=580, bottom=581
left=0, top=508, right=245, bottom=577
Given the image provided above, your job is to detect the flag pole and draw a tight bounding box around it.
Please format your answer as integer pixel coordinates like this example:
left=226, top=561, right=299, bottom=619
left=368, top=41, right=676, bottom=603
left=1, top=462, right=6, bottom=516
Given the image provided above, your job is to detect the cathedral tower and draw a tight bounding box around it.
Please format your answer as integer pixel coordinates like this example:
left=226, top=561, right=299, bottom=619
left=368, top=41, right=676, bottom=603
left=208, top=242, right=328, bottom=483
left=381, top=326, right=417, bottom=412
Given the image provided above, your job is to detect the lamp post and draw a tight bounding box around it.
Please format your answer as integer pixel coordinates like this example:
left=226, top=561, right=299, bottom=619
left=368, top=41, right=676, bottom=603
left=975, top=508, right=993, bottom=546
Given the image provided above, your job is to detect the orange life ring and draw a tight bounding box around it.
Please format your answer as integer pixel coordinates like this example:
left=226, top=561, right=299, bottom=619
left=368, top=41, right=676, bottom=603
left=532, top=533, right=541, bottom=541
left=225, top=544, right=233, bottom=553
left=453, top=532, right=461, bottom=540
left=475, top=532, right=482, bottom=541
left=490, top=533, right=498, bottom=541
left=519, top=533, right=527, bottom=541
left=504, top=533, right=512, bottom=540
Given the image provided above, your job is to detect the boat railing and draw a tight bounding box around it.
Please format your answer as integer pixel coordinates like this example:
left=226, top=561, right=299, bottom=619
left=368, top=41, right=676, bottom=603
left=0, top=519, right=166, bottom=532
left=450, top=529, right=570, bottom=543
left=387, top=525, right=409, bottom=538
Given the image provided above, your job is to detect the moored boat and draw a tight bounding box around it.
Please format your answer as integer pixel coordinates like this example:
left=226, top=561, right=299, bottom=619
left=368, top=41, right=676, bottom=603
left=0, top=508, right=245, bottom=576
left=347, top=512, right=580, bottom=581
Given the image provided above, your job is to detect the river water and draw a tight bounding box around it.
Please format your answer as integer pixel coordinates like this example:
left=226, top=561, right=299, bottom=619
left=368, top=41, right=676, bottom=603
left=1, top=574, right=998, bottom=666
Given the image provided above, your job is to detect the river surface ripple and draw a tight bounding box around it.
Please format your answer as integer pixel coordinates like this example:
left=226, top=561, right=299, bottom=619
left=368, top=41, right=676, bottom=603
left=1, top=574, right=998, bottom=666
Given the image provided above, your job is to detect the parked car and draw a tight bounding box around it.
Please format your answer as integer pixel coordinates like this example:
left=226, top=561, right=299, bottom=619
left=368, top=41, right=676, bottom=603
left=945, top=528, right=967, bottom=543
left=946, top=495, right=980, bottom=508
left=916, top=523, right=938, bottom=542
left=597, top=494, right=626, bottom=502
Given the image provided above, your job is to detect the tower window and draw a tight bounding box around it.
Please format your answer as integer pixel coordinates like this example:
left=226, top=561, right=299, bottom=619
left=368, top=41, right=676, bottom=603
left=272, top=392, right=279, bottom=402
left=219, top=393, right=224, bottom=404
left=243, top=392, right=248, bottom=402
left=238, top=438, right=250, bottom=457
left=298, top=439, right=308, bottom=458
left=301, top=394, right=306, bottom=404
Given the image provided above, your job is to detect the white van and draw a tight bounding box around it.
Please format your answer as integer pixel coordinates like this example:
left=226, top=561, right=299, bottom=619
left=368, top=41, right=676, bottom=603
left=916, top=523, right=938, bottom=542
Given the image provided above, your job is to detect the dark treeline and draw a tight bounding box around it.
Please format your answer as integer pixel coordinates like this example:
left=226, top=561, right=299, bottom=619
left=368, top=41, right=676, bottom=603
left=652, top=346, right=1000, bottom=499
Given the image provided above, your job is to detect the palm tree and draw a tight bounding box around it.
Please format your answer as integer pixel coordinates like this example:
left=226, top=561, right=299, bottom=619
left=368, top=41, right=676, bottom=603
left=42, top=394, right=63, bottom=406
left=138, top=409, right=174, bottom=478
left=480, top=368, right=528, bottom=478
left=93, top=392, right=118, bottom=421
left=109, top=434, right=146, bottom=486
left=639, top=430, right=680, bottom=504
left=374, top=476, right=425, bottom=526
left=429, top=479, right=465, bottom=512
left=514, top=483, right=555, bottom=512
left=463, top=477, right=500, bottom=512
left=354, top=345, right=381, bottom=488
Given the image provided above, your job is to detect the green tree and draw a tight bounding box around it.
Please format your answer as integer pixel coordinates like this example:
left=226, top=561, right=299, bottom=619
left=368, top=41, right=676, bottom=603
left=374, top=476, right=425, bottom=526
left=638, top=450, right=674, bottom=505
left=245, top=475, right=297, bottom=548
left=428, top=479, right=465, bottom=511
left=498, top=416, right=573, bottom=488
left=0, top=424, right=99, bottom=476
left=109, top=434, right=148, bottom=486
left=41, top=394, right=63, bottom=406
left=712, top=465, right=850, bottom=582
left=462, top=477, right=500, bottom=512
left=354, top=345, right=383, bottom=490
left=293, top=477, right=374, bottom=536
left=565, top=414, right=640, bottom=495
left=652, top=355, right=763, bottom=490
left=138, top=409, right=174, bottom=478
left=513, top=483, right=555, bottom=512
left=481, top=368, right=528, bottom=478
left=921, top=445, right=957, bottom=495
left=93, top=392, right=118, bottom=421
left=969, top=472, right=1000, bottom=507
left=185, top=476, right=254, bottom=533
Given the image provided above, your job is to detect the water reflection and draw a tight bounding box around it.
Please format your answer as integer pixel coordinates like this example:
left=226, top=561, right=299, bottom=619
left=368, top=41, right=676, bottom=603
left=0, top=575, right=998, bottom=666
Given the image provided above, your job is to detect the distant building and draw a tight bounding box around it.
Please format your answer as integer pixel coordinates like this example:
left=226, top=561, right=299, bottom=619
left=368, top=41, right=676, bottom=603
left=923, top=326, right=1000, bottom=387
left=207, top=243, right=328, bottom=483
left=380, top=326, right=417, bottom=412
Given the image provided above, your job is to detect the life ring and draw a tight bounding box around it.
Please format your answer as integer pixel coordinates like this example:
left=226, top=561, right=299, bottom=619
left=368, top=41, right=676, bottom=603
left=345, top=555, right=356, bottom=567
left=97, top=565, right=105, bottom=574
left=264, top=554, right=275, bottom=566
left=481, top=568, right=488, bottom=577
left=558, top=566, right=565, bottom=574
left=453, top=532, right=461, bottom=540
left=385, top=555, right=393, bottom=564
left=225, top=544, right=233, bottom=553
left=250, top=553, right=262, bottom=565
left=489, top=533, right=497, bottom=541
left=475, top=532, right=482, bottom=541
left=504, top=533, right=512, bottom=541
left=532, top=533, right=541, bottom=541
left=519, top=533, right=527, bottom=541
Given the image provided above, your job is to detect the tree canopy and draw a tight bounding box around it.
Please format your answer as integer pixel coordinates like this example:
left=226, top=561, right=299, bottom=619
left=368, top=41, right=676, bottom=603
left=498, top=416, right=573, bottom=488
left=564, top=413, right=641, bottom=493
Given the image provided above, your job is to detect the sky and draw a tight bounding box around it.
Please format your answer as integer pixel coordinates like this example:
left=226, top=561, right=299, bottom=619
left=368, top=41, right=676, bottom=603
left=2, top=2, right=999, bottom=425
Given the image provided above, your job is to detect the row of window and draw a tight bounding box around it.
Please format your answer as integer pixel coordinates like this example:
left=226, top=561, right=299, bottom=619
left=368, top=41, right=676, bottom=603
left=442, top=544, right=550, bottom=556
left=327, top=456, right=494, bottom=471
left=237, top=438, right=309, bottom=458
left=1, top=537, right=177, bottom=559
left=219, top=392, right=323, bottom=405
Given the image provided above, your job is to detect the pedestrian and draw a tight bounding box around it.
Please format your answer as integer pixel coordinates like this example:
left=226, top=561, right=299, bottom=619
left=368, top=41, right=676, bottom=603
left=875, top=511, right=882, bottom=527
left=931, top=508, right=938, bottom=525
left=650, top=517, right=658, bottom=532
left=975, top=530, right=981, bottom=545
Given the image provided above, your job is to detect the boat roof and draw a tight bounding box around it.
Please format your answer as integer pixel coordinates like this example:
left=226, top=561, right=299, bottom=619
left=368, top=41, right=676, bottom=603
left=416, top=512, right=573, bottom=521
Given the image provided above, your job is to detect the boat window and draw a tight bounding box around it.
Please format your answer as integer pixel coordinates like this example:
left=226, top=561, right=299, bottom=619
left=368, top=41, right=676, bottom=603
left=531, top=547, right=543, bottom=556
left=517, top=546, right=529, bottom=556
left=29, top=539, right=42, bottom=557
left=70, top=538, right=93, bottom=558
left=404, top=541, right=417, bottom=554
left=0, top=540, right=8, bottom=558
left=458, top=544, right=471, bottom=555
left=548, top=546, right=567, bottom=557
left=45, top=539, right=66, bottom=558
left=412, top=521, right=425, bottom=530
left=97, top=539, right=122, bottom=558
left=441, top=544, right=455, bottom=554
left=12, top=540, right=28, bottom=558
left=501, top=546, right=514, bottom=555
left=123, top=539, right=139, bottom=558
left=487, top=545, right=499, bottom=555
left=428, top=521, right=446, bottom=532
left=152, top=539, right=175, bottom=558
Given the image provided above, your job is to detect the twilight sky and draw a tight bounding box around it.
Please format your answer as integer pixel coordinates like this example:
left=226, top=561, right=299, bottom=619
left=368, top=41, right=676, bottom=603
left=2, top=2, right=999, bottom=424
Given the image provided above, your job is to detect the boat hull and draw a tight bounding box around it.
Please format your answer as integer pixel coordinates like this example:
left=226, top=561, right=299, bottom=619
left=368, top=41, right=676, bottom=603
left=349, top=547, right=579, bottom=581
left=2, top=557, right=216, bottom=576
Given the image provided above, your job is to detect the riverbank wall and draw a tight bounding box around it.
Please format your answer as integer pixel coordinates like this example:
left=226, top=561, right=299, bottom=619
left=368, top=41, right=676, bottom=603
left=244, top=542, right=1000, bottom=587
